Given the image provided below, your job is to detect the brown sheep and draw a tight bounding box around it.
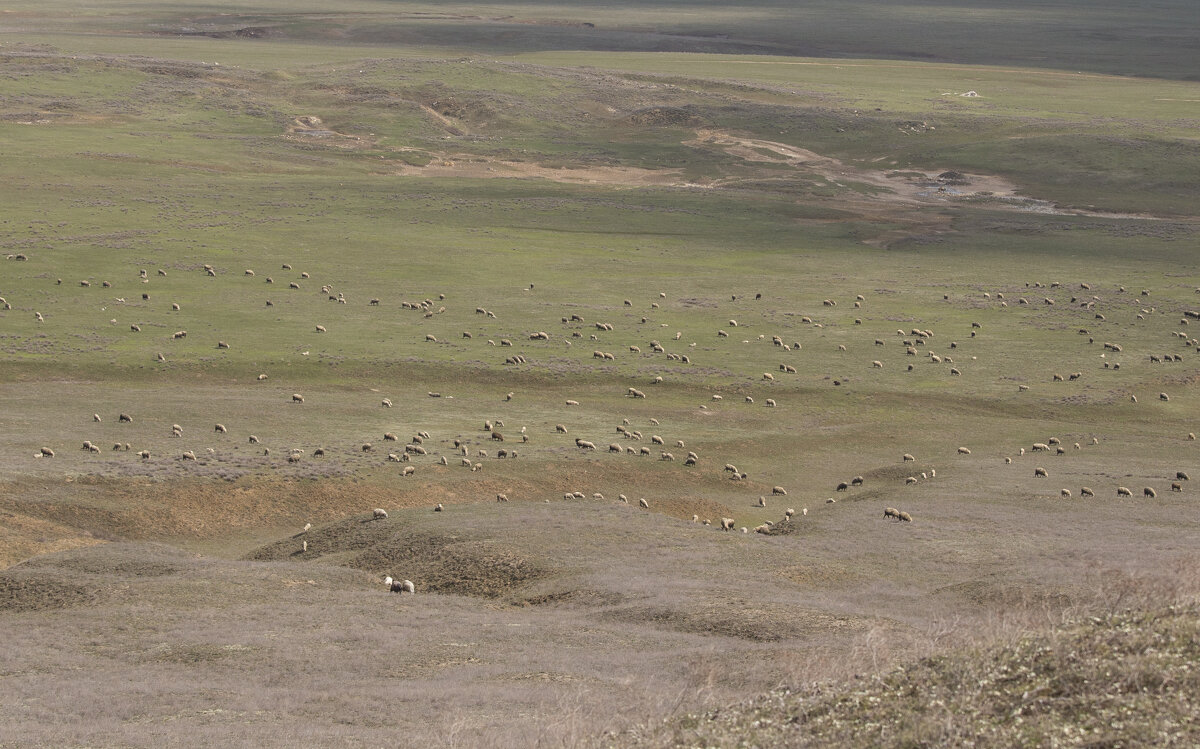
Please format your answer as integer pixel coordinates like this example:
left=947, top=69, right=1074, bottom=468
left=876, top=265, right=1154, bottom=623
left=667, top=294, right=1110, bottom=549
left=119, top=413, right=133, bottom=423
left=1177, top=471, right=1190, bottom=481
left=1034, top=467, right=1048, bottom=477
left=1144, top=487, right=1157, bottom=498
left=1171, top=482, right=1182, bottom=492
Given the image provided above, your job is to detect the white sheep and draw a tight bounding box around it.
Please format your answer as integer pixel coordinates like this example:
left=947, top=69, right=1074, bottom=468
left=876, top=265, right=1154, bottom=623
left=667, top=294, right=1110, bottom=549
left=373, top=508, right=389, bottom=520
left=384, top=577, right=415, bottom=594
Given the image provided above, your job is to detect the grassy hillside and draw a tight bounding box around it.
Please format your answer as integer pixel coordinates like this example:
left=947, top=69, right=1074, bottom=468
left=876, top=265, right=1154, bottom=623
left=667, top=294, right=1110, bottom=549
left=6, top=0, right=1199, bottom=79
left=1, top=2, right=1198, bottom=746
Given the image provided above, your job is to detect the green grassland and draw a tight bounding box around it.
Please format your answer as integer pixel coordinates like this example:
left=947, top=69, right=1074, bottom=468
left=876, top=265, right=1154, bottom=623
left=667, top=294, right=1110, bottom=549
left=1, top=2, right=1199, bottom=746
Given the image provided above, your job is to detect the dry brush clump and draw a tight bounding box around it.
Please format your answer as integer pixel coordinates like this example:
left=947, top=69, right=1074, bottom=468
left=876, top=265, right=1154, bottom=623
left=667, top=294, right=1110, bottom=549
left=631, top=604, right=1200, bottom=748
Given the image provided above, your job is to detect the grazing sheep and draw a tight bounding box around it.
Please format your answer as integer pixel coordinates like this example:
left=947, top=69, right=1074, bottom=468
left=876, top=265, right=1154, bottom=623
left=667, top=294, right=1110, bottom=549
left=903, top=453, right=915, bottom=462
left=118, top=413, right=133, bottom=423
left=957, top=447, right=971, bottom=455
left=214, top=424, right=227, bottom=434
left=905, top=476, right=917, bottom=485
left=292, top=393, right=304, bottom=403
left=638, top=497, right=649, bottom=509
left=138, top=450, right=150, bottom=459
left=1005, top=457, right=1012, bottom=464
left=1144, top=487, right=1157, bottom=498
left=556, top=424, right=568, bottom=433
left=1034, top=467, right=1048, bottom=477
left=182, top=450, right=197, bottom=461
left=898, top=512, right=913, bottom=522
left=1171, top=482, right=1182, bottom=492
left=1061, top=489, right=1072, bottom=498
left=1117, top=486, right=1133, bottom=497
left=401, top=466, right=415, bottom=477
left=385, top=578, right=415, bottom=594
left=217, top=341, right=230, bottom=349
left=765, top=399, right=777, bottom=408
left=660, top=452, right=674, bottom=461
left=372, top=508, right=389, bottom=521
left=575, top=439, right=596, bottom=450
left=257, top=374, right=268, bottom=381
left=836, top=482, right=849, bottom=492
left=609, top=443, right=622, bottom=453
left=565, top=399, right=580, bottom=406
left=772, top=486, right=788, bottom=496
left=883, top=507, right=900, bottom=520
left=1160, top=392, right=1170, bottom=401
left=720, top=518, right=735, bottom=531
left=651, top=435, right=665, bottom=445
left=1178, top=471, right=1190, bottom=481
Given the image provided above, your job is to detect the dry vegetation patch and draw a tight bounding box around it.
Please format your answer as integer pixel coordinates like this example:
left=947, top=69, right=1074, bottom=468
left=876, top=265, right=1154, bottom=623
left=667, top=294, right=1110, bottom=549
left=0, top=570, right=102, bottom=613
left=629, top=603, right=1200, bottom=748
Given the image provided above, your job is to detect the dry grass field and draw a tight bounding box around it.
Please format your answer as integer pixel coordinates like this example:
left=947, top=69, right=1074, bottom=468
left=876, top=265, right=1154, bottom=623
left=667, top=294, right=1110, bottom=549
left=1, top=1, right=1199, bottom=746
